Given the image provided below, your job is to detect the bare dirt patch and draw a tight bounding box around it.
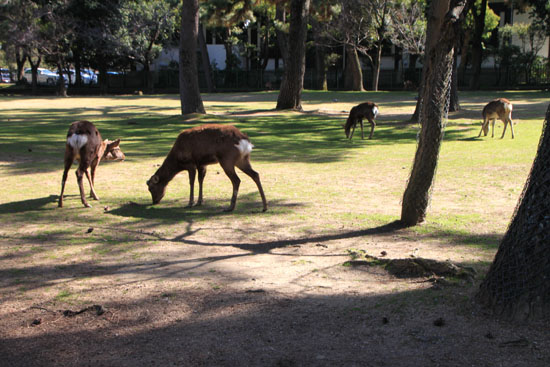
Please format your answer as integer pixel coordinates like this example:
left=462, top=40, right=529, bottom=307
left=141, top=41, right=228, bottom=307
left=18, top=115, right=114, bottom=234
left=1, top=221, right=548, bottom=367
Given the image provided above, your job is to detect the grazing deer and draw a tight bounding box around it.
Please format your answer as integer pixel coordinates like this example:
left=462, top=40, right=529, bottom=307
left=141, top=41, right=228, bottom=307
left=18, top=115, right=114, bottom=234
left=344, top=101, right=379, bottom=140
left=478, top=98, right=515, bottom=139
left=58, top=120, right=125, bottom=208
left=146, top=124, right=267, bottom=212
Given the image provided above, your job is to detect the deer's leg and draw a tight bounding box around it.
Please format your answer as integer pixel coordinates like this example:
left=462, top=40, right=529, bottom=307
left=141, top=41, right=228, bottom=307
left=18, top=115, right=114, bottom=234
left=491, top=119, right=496, bottom=138
left=359, top=118, right=365, bottom=140
left=478, top=119, right=487, bottom=138
left=237, top=158, right=268, bottom=212
left=501, top=115, right=514, bottom=139
left=186, top=168, right=196, bottom=207
left=367, top=117, right=376, bottom=139
left=76, top=167, right=91, bottom=208
left=88, top=157, right=100, bottom=200
left=349, top=121, right=356, bottom=140
left=196, top=166, right=206, bottom=206
left=220, top=160, right=241, bottom=212
left=59, top=147, right=73, bottom=208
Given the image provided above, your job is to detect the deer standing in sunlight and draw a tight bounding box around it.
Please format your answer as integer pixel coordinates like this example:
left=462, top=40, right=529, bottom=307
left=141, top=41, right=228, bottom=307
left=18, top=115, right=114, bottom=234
left=146, top=124, right=267, bottom=212
left=478, top=98, right=515, bottom=139
left=344, top=102, right=379, bottom=140
left=58, top=120, right=125, bottom=208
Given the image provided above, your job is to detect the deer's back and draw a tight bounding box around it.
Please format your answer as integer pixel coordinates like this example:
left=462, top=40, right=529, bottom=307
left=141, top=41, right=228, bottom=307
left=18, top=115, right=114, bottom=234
left=172, top=124, right=249, bottom=163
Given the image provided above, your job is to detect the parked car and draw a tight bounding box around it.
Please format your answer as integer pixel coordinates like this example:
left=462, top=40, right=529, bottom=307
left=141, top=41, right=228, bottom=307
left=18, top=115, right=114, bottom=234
left=1, top=68, right=12, bottom=83
left=22, top=68, right=59, bottom=85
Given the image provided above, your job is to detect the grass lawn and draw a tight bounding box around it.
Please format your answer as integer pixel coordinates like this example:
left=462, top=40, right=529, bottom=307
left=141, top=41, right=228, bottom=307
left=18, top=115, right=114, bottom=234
left=0, top=90, right=548, bottom=366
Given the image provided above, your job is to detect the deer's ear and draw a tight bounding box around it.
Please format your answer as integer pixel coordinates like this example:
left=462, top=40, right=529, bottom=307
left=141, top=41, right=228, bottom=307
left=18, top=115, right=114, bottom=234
left=107, top=139, right=120, bottom=149
left=148, top=175, right=160, bottom=185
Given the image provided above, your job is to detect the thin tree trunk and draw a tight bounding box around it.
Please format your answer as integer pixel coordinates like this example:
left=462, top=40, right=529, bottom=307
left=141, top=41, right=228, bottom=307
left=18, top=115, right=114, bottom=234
left=179, top=0, right=205, bottom=115
left=315, top=44, right=328, bottom=90
left=56, top=61, right=68, bottom=97
left=344, top=46, right=364, bottom=91
left=27, top=55, right=41, bottom=95
left=476, top=104, right=550, bottom=320
left=401, top=0, right=470, bottom=226
left=449, top=48, right=460, bottom=112
left=371, top=44, right=382, bottom=91
left=15, top=48, right=26, bottom=82
left=468, top=0, right=487, bottom=90
left=198, top=23, right=214, bottom=93
left=276, top=0, right=310, bottom=110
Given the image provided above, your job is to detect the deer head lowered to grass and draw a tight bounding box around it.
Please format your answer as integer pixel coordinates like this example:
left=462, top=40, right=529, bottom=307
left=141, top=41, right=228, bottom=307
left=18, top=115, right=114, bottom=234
left=478, top=98, right=515, bottom=139
left=344, top=101, right=379, bottom=140
left=146, top=124, right=267, bottom=212
left=58, top=120, right=125, bottom=208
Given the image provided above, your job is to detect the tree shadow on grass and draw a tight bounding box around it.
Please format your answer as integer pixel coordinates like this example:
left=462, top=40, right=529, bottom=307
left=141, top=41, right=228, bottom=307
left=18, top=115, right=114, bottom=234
left=0, top=195, right=58, bottom=214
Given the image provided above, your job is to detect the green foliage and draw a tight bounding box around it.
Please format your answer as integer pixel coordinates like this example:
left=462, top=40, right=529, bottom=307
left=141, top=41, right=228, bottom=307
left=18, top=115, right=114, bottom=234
left=116, top=0, right=178, bottom=68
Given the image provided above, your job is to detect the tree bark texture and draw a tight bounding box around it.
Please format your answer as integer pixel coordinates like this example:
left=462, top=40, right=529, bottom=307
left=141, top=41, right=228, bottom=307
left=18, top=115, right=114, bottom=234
left=409, top=0, right=448, bottom=123
left=276, top=0, right=310, bottom=110
left=401, top=0, right=470, bottom=226
left=468, top=0, right=487, bottom=90
left=179, top=0, right=205, bottom=115
left=344, top=46, right=364, bottom=91
left=476, top=104, right=550, bottom=321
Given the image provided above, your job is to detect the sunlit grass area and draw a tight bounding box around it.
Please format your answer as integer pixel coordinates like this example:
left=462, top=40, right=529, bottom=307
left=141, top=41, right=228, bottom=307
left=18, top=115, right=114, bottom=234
left=0, top=89, right=547, bottom=301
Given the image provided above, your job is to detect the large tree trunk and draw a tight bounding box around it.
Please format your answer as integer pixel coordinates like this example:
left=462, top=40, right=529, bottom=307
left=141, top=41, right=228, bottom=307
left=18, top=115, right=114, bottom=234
left=468, top=0, right=487, bottom=90
left=344, top=46, right=364, bottom=91
left=198, top=23, right=214, bottom=93
left=477, top=104, right=550, bottom=321
left=179, top=0, right=205, bottom=115
left=276, top=0, right=310, bottom=111
left=401, top=0, right=470, bottom=226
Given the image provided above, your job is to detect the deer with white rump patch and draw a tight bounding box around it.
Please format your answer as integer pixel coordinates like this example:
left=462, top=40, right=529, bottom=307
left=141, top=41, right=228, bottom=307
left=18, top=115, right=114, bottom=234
left=478, top=98, right=515, bottom=139
left=344, top=101, right=379, bottom=140
left=58, top=120, right=125, bottom=208
left=147, top=124, right=267, bottom=212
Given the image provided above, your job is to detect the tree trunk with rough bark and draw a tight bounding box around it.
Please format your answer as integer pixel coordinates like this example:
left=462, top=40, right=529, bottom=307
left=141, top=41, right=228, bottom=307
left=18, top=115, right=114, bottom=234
left=179, top=0, right=205, bottom=115
left=401, top=0, right=470, bottom=226
left=477, top=104, right=550, bottom=321
left=344, top=46, right=364, bottom=91
left=276, top=0, right=310, bottom=110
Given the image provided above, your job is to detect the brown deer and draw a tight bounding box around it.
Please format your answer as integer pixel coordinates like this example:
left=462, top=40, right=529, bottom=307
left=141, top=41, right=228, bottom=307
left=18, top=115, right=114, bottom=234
left=344, top=102, right=379, bottom=140
left=58, top=120, right=125, bottom=208
left=146, top=124, right=267, bottom=212
left=478, top=98, right=515, bottom=139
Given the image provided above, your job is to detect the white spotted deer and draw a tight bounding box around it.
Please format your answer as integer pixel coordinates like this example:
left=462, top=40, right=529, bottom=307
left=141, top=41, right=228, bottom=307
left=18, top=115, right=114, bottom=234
left=478, top=98, right=515, bottom=139
left=146, top=124, right=267, bottom=212
left=344, top=101, right=379, bottom=140
left=58, top=120, right=125, bottom=208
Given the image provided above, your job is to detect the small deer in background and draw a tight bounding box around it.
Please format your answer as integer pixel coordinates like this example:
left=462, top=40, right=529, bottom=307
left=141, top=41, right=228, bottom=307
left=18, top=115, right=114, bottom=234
left=478, top=98, right=515, bottom=139
left=58, top=120, right=125, bottom=208
left=147, top=124, right=267, bottom=212
left=344, top=102, right=379, bottom=140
